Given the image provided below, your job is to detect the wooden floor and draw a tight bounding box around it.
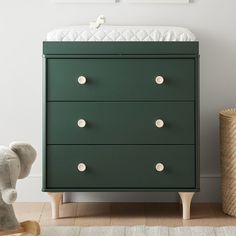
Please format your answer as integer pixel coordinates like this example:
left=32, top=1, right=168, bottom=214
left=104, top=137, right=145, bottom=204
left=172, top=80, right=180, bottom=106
left=13, top=203, right=236, bottom=227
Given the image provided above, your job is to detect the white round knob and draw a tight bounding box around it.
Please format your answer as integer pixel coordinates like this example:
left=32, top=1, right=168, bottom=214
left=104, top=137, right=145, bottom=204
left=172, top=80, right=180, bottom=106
left=155, top=76, right=164, bottom=85
left=78, top=76, right=87, bottom=85
left=77, top=119, right=86, bottom=128
left=155, top=119, right=164, bottom=128
left=77, top=163, right=86, bottom=172
left=155, top=163, right=164, bottom=172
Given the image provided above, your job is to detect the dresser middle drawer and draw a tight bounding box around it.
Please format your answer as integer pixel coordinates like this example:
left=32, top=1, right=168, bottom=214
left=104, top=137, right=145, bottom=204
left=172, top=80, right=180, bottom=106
left=47, top=102, right=195, bottom=144
left=47, top=58, right=195, bottom=101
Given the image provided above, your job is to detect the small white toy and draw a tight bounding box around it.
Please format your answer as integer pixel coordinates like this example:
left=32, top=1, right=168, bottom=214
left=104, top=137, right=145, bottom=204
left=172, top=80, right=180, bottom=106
left=89, top=15, right=106, bottom=29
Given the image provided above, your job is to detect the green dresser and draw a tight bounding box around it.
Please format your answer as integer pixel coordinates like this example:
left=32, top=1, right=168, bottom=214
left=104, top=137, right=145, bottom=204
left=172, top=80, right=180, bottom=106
left=43, top=42, right=199, bottom=220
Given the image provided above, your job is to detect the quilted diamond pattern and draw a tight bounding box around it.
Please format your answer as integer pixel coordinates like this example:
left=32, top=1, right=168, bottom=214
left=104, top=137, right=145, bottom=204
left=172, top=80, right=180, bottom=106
left=46, top=26, right=196, bottom=42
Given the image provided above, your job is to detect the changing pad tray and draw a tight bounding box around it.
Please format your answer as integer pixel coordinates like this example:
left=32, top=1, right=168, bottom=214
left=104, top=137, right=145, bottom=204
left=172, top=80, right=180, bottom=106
left=46, top=26, right=196, bottom=42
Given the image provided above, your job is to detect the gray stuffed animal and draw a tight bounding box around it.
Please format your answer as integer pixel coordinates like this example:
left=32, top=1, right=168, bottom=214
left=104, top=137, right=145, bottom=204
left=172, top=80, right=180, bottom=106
left=0, top=142, right=36, bottom=230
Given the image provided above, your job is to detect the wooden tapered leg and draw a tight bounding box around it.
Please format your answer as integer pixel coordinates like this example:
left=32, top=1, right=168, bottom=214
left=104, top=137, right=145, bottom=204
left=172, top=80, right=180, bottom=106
left=48, top=192, right=63, bottom=219
left=178, top=192, right=195, bottom=220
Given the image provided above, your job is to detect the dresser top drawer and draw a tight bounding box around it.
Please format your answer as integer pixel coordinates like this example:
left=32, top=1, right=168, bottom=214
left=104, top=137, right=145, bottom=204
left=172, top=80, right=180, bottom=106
left=46, top=145, right=196, bottom=190
left=47, top=101, right=195, bottom=145
left=47, top=58, right=195, bottom=101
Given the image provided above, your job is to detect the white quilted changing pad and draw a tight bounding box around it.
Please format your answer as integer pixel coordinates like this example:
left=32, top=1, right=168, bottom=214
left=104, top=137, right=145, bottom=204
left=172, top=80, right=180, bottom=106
left=46, top=26, right=196, bottom=42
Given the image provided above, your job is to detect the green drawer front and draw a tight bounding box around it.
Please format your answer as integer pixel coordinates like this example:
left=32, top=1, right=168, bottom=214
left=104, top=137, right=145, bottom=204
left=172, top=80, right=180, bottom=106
left=46, top=145, right=195, bottom=189
left=47, top=59, right=195, bottom=101
left=47, top=102, right=195, bottom=144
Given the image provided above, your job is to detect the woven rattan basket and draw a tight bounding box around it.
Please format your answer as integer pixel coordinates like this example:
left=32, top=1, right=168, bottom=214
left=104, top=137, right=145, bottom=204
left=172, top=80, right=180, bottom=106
left=220, top=108, right=236, bottom=216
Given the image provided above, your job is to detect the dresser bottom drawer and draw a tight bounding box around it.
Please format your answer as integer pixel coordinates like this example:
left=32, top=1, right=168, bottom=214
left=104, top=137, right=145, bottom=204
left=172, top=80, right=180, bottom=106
left=45, top=145, right=195, bottom=190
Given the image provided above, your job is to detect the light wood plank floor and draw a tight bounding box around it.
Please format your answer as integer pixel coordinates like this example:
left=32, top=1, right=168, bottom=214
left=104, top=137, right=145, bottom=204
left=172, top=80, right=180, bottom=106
left=13, top=203, right=236, bottom=227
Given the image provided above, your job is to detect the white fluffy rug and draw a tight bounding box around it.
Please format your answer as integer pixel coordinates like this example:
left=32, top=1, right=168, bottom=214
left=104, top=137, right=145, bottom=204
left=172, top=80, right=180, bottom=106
left=39, top=226, right=236, bottom=236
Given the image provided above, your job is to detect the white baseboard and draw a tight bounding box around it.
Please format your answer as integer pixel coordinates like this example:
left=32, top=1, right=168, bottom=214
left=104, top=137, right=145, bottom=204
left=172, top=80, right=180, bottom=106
left=16, top=175, right=221, bottom=203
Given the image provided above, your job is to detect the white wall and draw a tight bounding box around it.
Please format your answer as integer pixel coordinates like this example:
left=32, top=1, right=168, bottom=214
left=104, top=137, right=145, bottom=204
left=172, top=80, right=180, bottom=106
left=0, top=0, right=235, bottom=202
